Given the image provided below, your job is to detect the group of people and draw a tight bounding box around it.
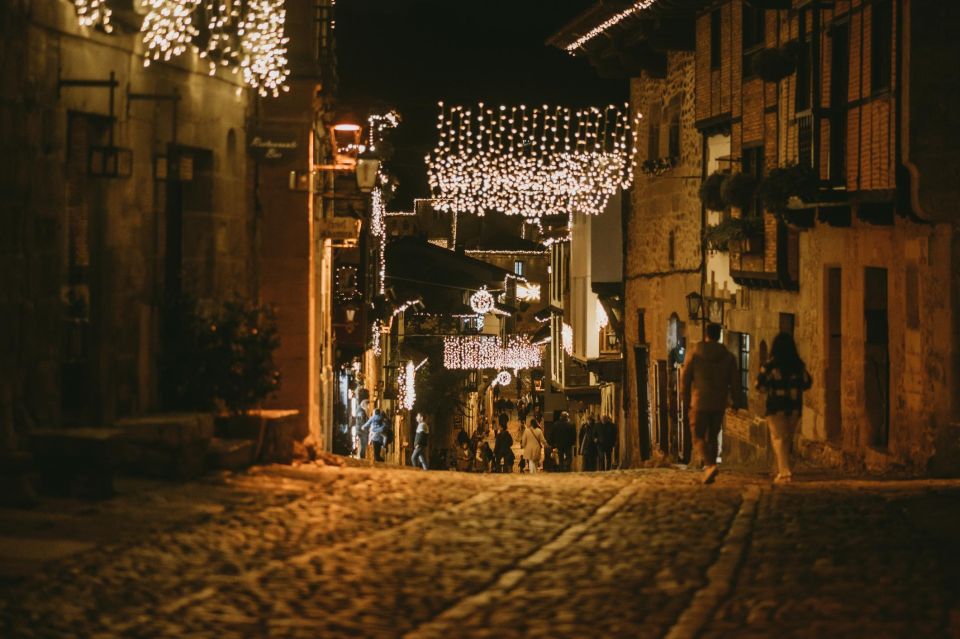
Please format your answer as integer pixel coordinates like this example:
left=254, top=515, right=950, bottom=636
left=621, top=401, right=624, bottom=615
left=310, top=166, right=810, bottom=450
left=682, top=322, right=811, bottom=484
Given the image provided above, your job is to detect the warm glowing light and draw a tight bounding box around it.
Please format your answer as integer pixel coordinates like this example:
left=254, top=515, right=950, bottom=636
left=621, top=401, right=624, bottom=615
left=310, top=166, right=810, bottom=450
left=398, top=361, right=416, bottom=410
left=72, top=0, right=114, bottom=32
left=333, top=124, right=362, bottom=132
left=562, top=323, right=574, bottom=356
left=470, top=287, right=495, bottom=314
left=564, top=1, right=658, bottom=53
left=516, top=282, right=541, bottom=302
left=427, top=103, right=641, bottom=218
left=493, top=370, right=513, bottom=386
left=443, top=335, right=542, bottom=371
left=596, top=300, right=609, bottom=329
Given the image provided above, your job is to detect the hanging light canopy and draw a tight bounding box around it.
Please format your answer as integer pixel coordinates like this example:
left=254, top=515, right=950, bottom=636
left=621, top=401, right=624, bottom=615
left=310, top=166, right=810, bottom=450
left=426, top=102, right=641, bottom=218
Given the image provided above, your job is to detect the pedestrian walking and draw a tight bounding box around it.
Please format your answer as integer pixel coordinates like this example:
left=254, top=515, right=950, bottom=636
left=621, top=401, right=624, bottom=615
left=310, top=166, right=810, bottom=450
left=552, top=411, right=576, bottom=471
left=456, top=440, right=473, bottom=472
left=494, top=422, right=514, bottom=472
left=363, top=409, right=390, bottom=462
left=579, top=415, right=600, bottom=472
left=520, top=417, right=548, bottom=473
left=410, top=413, right=430, bottom=471
left=599, top=415, right=618, bottom=471
left=681, top=322, right=745, bottom=484
left=756, top=332, right=812, bottom=484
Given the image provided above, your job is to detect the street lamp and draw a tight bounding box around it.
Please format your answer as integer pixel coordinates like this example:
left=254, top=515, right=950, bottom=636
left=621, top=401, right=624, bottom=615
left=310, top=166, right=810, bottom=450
left=356, top=150, right=381, bottom=193
left=685, top=291, right=703, bottom=321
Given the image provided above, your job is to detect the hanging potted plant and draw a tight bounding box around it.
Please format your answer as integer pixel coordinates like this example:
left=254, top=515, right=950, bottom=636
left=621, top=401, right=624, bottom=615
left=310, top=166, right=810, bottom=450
left=720, top=172, right=757, bottom=211
left=751, top=41, right=803, bottom=83
left=704, top=216, right=764, bottom=252
left=699, top=172, right=728, bottom=211
left=759, top=163, right=818, bottom=227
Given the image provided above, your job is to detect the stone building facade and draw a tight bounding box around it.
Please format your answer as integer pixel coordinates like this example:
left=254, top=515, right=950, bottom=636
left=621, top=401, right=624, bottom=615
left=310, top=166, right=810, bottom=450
left=554, top=0, right=960, bottom=475
left=2, top=1, right=257, bottom=439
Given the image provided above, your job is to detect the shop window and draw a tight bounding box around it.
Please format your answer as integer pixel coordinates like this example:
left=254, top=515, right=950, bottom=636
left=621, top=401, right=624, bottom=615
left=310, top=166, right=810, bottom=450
left=871, top=0, right=892, bottom=93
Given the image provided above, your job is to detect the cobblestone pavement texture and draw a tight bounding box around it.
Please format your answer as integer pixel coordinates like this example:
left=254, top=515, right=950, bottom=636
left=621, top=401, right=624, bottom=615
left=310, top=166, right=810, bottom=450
left=1, top=465, right=959, bottom=638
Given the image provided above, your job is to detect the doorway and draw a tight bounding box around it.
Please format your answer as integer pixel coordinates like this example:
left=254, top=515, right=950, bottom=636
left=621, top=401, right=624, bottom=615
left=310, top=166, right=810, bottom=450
left=825, top=267, right=843, bottom=442
left=864, top=267, right=890, bottom=448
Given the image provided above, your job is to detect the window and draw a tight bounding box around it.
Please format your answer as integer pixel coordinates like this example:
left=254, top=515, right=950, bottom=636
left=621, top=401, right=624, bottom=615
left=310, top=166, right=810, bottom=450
left=667, top=95, right=682, bottom=159
left=514, top=260, right=525, bottom=277
left=710, top=9, right=722, bottom=70
left=647, top=103, right=661, bottom=160
left=729, top=331, right=751, bottom=404
left=871, top=0, right=892, bottom=93
left=742, top=6, right=766, bottom=77
left=742, top=145, right=765, bottom=218
left=668, top=230, right=676, bottom=269
left=829, top=23, right=850, bottom=185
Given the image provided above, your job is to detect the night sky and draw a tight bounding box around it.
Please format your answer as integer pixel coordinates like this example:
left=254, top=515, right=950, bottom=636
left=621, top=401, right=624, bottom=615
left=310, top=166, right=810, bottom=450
left=335, top=0, right=627, bottom=210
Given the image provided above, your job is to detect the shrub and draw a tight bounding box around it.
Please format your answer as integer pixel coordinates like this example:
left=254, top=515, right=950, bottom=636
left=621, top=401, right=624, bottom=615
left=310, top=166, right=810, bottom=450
left=704, top=216, right=764, bottom=252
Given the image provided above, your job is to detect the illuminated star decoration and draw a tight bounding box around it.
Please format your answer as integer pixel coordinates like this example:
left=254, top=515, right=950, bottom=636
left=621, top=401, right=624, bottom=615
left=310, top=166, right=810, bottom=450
left=443, top=336, right=541, bottom=371
left=493, top=370, right=513, bottom=386
left=427, top=103, right=641, bottom=218
left=469, top=287, right=495, bottom=314
left=139, top=0, right=290, bottom=97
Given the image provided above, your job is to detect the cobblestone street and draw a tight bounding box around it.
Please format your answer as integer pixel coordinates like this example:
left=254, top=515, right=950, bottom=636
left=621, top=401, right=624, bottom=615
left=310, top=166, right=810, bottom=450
left=1, top=465, right=959, bottom=638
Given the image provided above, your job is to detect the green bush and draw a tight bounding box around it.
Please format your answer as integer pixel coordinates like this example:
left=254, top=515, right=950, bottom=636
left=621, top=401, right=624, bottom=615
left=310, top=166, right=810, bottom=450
left=704, top=216, right=764, bottom=252
left=160, top=297, right=281, bottom=414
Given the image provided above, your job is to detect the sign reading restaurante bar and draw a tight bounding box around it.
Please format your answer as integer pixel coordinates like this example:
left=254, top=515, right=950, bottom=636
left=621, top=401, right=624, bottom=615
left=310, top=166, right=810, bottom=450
left=248, top=128, right=299, bottom=164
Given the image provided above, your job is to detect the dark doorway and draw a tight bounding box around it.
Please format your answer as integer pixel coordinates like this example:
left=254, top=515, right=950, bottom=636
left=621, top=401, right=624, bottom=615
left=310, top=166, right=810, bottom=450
left=825, top=267, right=843, bottom=443
left=864, top=267, right=890, bottom=448
left=634, top=346, right=651, bottom=460
left=62, top=112, right=111, bottom=425
left=655, top=360, right=669, bottom=456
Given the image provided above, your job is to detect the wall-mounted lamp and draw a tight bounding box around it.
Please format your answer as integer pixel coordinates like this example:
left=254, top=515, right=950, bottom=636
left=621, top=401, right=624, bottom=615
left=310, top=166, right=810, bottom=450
left=686, top=291, right=703, bottom=321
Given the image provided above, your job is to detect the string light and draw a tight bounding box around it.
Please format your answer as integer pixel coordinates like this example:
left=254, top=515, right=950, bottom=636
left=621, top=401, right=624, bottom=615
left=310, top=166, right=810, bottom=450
left=443, top=335, right=542, bottom=371
left=470, top=287, right=495, bottom=314
left=72, top=0, right=113, bottom=32
left=398, top=361, right=416, bottom=410
left=564, top=1, right=658, bottom=53
left=427, top=103, right=641, bottom=218
left=238, top=0, right=290, bottom=97
left=596, top=300, right=609, bottom=329
left=371, top=188, right=386, bottom=295
left=371, top=320, right=383, bottom=356
left=562, top=323, right=574, bottom=356
left=493, top=371, right=513, bottom=386
left=139, top=0, right=290, bottom=97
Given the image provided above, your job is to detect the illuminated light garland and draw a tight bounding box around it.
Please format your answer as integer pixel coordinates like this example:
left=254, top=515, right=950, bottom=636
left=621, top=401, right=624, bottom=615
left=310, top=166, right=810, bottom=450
left=367, top=111, right=401, bottom=151
left=443, top=335, right=542, bottom=371
left=426, top=103, right=641, bottom=218
left=596, top=300, right=609, bottom=329
left=517, top=282, right=541, bottom=302
left=141, top=0, right=201, bottom=65
left=469, top=287, right=495, bottom=314
left=72, top=0, right=113, bottom=32
left=564, top=1, right=658, bottom=53
left=140, top=0, right=290, bottom=97
left=398, top=360, right=416, bottom=410
left=562, top=323, right=574, bottom=356
left=371, top=188, right=386, bottom=294
left=371, top=320, right=383, bottom=356
left=238, top=0, right=290, bottom=97
left=493, top=370, right=513, bottom=386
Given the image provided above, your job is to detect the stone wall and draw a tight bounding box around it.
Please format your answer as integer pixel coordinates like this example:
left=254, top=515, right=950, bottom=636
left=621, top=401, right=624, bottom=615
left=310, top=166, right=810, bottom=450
left=1, top=2, right=255, bottom=438
left=622, top=52, right=702, bottom=465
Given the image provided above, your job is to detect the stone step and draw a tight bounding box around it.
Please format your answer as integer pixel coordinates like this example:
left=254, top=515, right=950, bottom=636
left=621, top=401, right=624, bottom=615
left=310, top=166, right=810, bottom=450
left=206, top=438, right=256, bottom=471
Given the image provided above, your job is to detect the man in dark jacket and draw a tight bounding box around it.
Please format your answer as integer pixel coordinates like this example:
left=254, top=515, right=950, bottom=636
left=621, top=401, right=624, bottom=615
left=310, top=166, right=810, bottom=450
left=493, top=422, right=514, bottom=472
left=579, top=415, right=601, bottom=472
left=681, top=323, right=744, bottom=484
left=599, top=415, right=618, bottom=471
left=552, top=412, right=576, bottom=472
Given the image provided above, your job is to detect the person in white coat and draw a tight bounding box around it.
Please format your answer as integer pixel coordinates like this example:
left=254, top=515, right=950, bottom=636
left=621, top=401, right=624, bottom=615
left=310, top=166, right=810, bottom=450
left=520, top=417, right=548, bottom=474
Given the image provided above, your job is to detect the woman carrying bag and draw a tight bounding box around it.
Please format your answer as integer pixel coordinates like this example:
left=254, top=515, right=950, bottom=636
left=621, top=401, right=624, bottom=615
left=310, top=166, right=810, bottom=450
left=756, top=332, right=812, bottom=483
